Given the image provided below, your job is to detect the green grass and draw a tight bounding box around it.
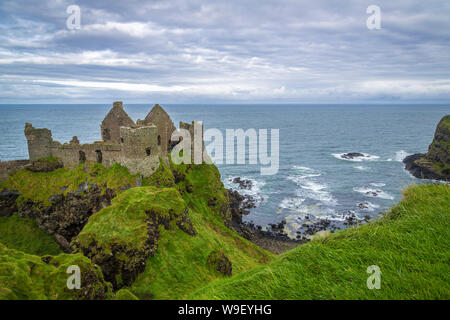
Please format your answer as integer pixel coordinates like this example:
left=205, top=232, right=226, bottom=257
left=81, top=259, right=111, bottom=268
left=75, top=186, right=187, bottom=253
left=0, top=163, right=138, bottom=207
left=130, top=161, right=272, bottom=300
left=4, top=155, right=447, bottom=300
left=0, top=214, right=62, bottom=256
left=0, top=242, right=112, bottom=300
left=142, top=158, right=176, bottom=188
left=190, top=184, right=450, bottom=300
left=438, top=115, right=450, bottom=131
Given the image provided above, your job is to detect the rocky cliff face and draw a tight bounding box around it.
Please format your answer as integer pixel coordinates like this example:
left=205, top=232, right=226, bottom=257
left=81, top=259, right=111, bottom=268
left=404, top=115, right=450, bottom=180
left=1, top=182, right=116, bottom=251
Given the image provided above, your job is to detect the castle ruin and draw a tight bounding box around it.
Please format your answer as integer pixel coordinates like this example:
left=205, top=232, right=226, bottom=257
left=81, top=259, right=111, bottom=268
left=24, top=102, right=204, bottom=177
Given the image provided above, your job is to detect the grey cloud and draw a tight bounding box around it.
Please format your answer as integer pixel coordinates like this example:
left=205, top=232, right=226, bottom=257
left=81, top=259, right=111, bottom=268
left=0, top=0, right=449, bottom=103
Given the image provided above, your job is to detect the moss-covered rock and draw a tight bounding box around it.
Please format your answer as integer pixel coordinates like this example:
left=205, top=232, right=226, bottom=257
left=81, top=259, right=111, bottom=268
left=142, top=159, right=175, bottom=188
left=404, top=115, right=450, bottom=180
left=207, top=249, right=232, bottom=276
left=24, top=156, right=63, bottom=173
left=0, top=164, right=139, bottom=251
left=72, top=186, right=196, bottom=289
left=0, top=155, right=271, bottom=300
left=171, top=159, right=232, bottom=226
left=130, top=159, right=271, bottom=300
left=0, top=243, right=112, bottom=300
left=0, top=214, right=62, bottom=256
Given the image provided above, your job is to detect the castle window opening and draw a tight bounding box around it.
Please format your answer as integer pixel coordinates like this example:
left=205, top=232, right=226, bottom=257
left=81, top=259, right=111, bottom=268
left=95, top=150, right=103, bottom=163
left=157, top=135, right=161, bottom=146
left=79, top=150, right=86, bottom=164
left=146, top=147, right=151, bottom=156
left=120, top=137, right=124, bottom=143
left=102, top=128, right=110, bottom=141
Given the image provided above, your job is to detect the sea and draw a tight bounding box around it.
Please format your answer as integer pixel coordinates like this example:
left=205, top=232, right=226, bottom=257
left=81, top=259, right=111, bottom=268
left=1, top=104, right=448, bottom=237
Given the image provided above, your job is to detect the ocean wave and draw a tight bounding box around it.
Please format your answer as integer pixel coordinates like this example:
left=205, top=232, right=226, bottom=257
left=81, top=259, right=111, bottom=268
left=354, top=165, right=369, bottom=171
left=287, top=171, right=337, bottom=206
left=226, top=176, right=266, bottom=204
left=332, top=153, right=380, bottom=162
left=285, top=209, right=360, bottom=227
left=370, top=182, right=386, bottom=187
left=279, top=197, right=305, bottom=210
left=293, top=166, right=315, bottom=171
left=353, top=186, right=394, bottom=200
left=394, top=150, right=410, bottom=162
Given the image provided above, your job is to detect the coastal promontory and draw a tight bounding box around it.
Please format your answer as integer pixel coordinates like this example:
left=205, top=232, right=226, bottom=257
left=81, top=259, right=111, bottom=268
left=404, top=115, right=450, bottom=181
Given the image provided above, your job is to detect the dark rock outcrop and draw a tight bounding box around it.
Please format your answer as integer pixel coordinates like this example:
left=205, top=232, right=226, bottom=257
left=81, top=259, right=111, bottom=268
left=404, top=115, right=450, bottom=181
left=341, top=152, right=365, bottom=159
left=72, top=195, right=196, bottom=290
left=226, top=185, right=300, bottom=254
left=15, top=183, right=116, bottom=251
left=24, top=158, right=63, bottom=173
left=0, top=189, right=20, bottom=217
left=207, top=250, right=232, bottom=276
left=232, top=177, right=253, bottom=190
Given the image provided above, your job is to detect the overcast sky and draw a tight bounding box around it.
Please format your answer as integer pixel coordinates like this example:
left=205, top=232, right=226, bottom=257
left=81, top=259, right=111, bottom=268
left=1, top=0, right=450, bottom=103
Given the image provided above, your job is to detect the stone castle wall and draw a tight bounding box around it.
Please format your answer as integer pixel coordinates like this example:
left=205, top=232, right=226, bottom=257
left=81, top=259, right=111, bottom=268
left=119, top=125, right=160, bottom=176
left=0, top=160, right=30, bottom=182
left=20, top=102, right=204, bottom=178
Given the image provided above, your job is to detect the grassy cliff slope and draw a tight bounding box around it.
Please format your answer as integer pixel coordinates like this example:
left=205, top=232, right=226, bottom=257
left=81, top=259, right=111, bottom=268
left=0, top=163, right=138, bottom=207
left=130, top=162, right=272, bottom=299
left=191, top=184, right=450, bottom=300
left=71, top=160, right=272, bottom=299
left=0, top=242, right=112, bottom=300
left=0, top=214, right=62, bottom=256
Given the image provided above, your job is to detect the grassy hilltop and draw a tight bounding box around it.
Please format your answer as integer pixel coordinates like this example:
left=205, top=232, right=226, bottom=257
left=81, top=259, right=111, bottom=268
left=191, top=184, right=450, bottom=299
left=0, top=157, right=449, bottom=299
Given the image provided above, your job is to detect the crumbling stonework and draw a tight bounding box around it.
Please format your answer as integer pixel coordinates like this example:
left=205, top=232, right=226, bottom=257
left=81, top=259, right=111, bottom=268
left=0, top=160, right=29, bottom=182
left=23, top=102, right=204, bottom=177
left=139, top=104, right=176, bottom=156
left=100, top=101, right=136, bottom=144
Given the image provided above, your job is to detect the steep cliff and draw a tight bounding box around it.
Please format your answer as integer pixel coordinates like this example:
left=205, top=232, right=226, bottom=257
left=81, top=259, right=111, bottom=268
left=0, top=159, right=271, bottom=299
left=404, top=115, right=450, bottom=180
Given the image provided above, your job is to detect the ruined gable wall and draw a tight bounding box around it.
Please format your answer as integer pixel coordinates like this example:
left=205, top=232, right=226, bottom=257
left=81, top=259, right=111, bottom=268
left=141, top=105, right=176, bottom=156
left=120, top=125, right=160, bottom=177
left=101, top=102, right=136, bottom=144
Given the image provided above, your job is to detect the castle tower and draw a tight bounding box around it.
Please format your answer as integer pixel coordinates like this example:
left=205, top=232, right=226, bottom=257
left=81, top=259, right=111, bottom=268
left=24, top=123, right=53, bottom=160
left=139, top=104, right=176, bottom=156
left=101, top=101, right=136, bottom=144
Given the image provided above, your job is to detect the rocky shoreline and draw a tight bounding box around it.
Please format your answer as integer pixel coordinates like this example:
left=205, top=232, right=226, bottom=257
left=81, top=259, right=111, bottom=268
left=226, top=178, right=367, bottom=254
